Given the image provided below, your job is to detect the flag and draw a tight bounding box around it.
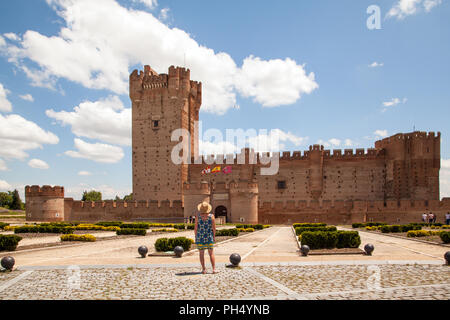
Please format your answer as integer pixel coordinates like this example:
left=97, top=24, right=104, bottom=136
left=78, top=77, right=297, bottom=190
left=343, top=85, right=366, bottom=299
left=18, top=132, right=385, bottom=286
left=201, top=166, right=211, bottom=175
left=211, top=166, right=221, bottom=173
left=222, top=166, right=232, bottom=174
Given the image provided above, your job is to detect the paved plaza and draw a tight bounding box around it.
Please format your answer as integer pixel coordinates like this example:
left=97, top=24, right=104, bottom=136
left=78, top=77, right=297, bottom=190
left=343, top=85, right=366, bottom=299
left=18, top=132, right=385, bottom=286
left=1, top=227, right=449, bottom=300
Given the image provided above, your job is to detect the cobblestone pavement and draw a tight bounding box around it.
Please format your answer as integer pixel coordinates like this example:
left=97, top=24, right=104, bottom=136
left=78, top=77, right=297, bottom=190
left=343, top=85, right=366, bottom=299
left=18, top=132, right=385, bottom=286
left=0, top=263, right=448, bottom=300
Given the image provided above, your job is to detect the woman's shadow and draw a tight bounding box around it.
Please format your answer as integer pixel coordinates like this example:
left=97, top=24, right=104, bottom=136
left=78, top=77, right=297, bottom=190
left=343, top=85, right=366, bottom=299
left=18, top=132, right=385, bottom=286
left=175, top=271, right=204, bottom=276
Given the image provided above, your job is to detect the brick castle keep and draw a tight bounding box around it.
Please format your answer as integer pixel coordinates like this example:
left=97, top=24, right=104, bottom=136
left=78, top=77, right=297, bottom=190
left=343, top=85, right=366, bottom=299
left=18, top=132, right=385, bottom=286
left=25, top=65, right=450, bottom=224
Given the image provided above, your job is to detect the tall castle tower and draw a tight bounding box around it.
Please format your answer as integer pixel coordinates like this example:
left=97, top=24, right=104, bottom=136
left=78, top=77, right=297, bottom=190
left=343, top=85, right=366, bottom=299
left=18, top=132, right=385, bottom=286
left=130, top=65, right=202, bottom=203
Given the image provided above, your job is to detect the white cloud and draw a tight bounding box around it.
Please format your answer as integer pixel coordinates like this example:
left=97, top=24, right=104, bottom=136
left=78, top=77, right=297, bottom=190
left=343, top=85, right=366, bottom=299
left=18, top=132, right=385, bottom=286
left=46, top=96, right=131, bottom=146
left=235, top=56, right=318, bottom=107
left=65, top=138, right=124, bottom=163
left=133, top=0, right=158, bottom=9
left=441, top=159, right=450, bottom=198
left=369, top=62, right=384, bottom=68
left=0, top=83, right=12, bottom=112
left=28, top=158, right=50, bottom=169
left=19, top=93, right=34, bottom=102
left=2, top=0, right=317, bottom=115
left=374, top=129, right=389, bottom=138
left=78, top=170, right=92, bottom=176
left=0, top=114, right=59, bottom=160
left=159, top=8, right=170, bottom=21
left=317, top=138, right=358, bottom=148
left=386, top=0, right=442, bottom=19
left=0, top=180, right=12, bottom=191
left=424, top=0, right=442, bottom=11
left=382, top=97, right=407, bottom=112
left=0, top=35, right=6, bottom=47
left=3, top=33, right=20, bottom=41
left=0, top=159, right=7, bottom=171
left=65, top=183, right=131, bottom=200
left=199, top=129, right=308, bottom=155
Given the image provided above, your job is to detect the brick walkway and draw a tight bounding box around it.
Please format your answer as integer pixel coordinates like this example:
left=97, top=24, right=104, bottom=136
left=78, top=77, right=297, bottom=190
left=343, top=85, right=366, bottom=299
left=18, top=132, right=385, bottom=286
left=0, top=262, right=448, bottom=300
left=1, top=226, right=449, bottom=299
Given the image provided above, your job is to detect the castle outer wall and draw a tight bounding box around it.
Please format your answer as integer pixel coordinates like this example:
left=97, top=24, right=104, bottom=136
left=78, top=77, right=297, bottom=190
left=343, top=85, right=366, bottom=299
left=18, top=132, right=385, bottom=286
left=24, top=65, right=448, bottom=224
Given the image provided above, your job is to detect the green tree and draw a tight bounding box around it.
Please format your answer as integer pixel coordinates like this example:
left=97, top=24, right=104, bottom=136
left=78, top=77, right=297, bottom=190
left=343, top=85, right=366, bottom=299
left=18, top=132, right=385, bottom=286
left=81, top=190, right=102, bottom=202
left=0, top=192, right=13, bottom=208
left=10, top=189, right=23, bottom=210
left=123, top=193, right=133, bottom=201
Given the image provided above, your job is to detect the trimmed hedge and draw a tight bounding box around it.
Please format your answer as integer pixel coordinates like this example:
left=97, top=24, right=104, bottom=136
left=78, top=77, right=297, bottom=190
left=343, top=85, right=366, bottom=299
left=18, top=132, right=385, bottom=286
left=120, top=223, right=151, bottom=229
left=154, top=237, right=194, bottom=252
left=0, top=222, right=10, bottom=230
left=40, top=222, right=80, bottom=227
left=116, top=228, right=147, bottom=236
left=407, top=230, right=441, bottom=237
left=216, top=228, right=239, bottom=237
left=300, top=231, right=361, bottom=250
left=295, top=226, right=337, bottom=236
left=293, top=223, right=326, bottom=228
left=152, top=228, right=178, bottom=233
left=380, top=224, right=421, bottom=233
left=440, top=231, right=450, bottom=244
left=186, top=224, right=195, bottom=230
left=0, top=234, right=22, bottom=251
left=237, top=228, right=255, bottom=232
left=61, top=234, right=96, bottom=242
left=95, top=221, right=123, bottom=227
left=235, top=224, right=264, bottom=230
left=14, top=225, right=74, bottom=234
left=352, top=222, right=387, bottom=228
left=75, top=224, right=120, bottom=231
left=173, top=224, right=186, bottom=230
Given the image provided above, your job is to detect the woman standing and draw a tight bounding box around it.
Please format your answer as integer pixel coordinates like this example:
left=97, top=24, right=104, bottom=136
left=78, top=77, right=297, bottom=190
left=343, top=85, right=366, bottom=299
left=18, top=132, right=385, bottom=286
left=194, top=201, right=216, bottom=274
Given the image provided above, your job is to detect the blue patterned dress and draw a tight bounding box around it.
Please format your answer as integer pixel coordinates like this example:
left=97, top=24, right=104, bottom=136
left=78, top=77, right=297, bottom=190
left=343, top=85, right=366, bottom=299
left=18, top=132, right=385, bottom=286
left=195, top=213, right=215, bottom=250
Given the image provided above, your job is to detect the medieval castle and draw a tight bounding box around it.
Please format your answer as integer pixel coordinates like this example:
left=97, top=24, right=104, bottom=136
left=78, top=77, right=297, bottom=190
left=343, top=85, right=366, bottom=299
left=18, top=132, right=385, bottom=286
left=25, top=65, right=449, bottom=224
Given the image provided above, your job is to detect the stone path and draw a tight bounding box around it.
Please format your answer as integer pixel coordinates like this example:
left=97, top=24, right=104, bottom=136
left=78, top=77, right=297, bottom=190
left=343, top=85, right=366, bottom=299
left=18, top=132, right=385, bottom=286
left=1, top=226, right=449, bottom=300
left=0, top=262, right=448, bottom=300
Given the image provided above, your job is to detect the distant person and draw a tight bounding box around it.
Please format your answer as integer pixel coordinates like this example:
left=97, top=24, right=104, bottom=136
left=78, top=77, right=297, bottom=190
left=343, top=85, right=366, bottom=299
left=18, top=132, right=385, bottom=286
left=446, top=212, right=450, bottom=225
left=428, top=213, right=433, bottom=224
left=432, top=212, right=437, bottom=224
left=194, top=201, right=216, bottom=274
left=422, top=212, right=427, bottom=223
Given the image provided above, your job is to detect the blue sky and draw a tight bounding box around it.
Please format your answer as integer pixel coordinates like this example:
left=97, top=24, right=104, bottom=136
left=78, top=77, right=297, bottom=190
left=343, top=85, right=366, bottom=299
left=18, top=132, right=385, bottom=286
left=0, top=0, right=449, bottom=200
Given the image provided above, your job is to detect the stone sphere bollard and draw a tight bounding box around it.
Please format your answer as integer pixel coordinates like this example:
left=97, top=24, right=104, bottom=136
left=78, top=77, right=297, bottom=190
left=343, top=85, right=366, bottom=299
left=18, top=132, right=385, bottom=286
left=174, top=246, right=184, bottom=258
left=300, top=245, right=310, bottom=256
left=445, top=251, right=450, bottom=265
left=1, top=256, right=15, bottom=271
left=364, top=244, right=375, bottom=256
left=138, top=246, right=148, bottom=258
left=229, top=253, right=241, bottom=266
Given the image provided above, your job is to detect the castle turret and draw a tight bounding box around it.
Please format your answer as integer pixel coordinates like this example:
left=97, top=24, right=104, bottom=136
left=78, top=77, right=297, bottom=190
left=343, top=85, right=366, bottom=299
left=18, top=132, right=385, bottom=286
left=375, top=131, right=440, bottom=200
left=25, top=185, right=65, bottom=221
left=183, top=181, right=211, bottom=219
left=130, top=65, right=202, bottom=202
left=229, top=181, right=259, bottom=224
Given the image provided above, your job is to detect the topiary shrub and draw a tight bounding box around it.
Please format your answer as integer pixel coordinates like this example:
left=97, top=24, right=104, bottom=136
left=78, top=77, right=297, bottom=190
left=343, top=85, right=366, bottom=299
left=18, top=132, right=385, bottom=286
left=336, top=231, right=361, bottom=248
left=186, top=224, right=195, bottom=230
left=152, top=228, right=178, bottom=233
left=173, top=224, right=186, bottom=230
left=61, top=234, right=96, bottom=242
left=301, top=231, right=338, bottom=249
left=293, top=223, right=326, bottom=228
left=0, top=222, right=10, bottom=230
left=295, top=226, right=337, bottom=235
left=75, top=224, right=120, bottom=231
left=216, top=228, right=239, bottom=237
left=154, top=237, right=193, bottom=252
left=120, top=223, right=150, bottom=229
left=439, top=231, right=450, bottom=244
left=381, top=224, right=422, bottom=233
left=14, top=225, right=74, bottom=234
left=0, top=234, right=22, bottom=251
left=95, top=221, right=123, bottom=227
left=116, top=228, right=147, bottom=236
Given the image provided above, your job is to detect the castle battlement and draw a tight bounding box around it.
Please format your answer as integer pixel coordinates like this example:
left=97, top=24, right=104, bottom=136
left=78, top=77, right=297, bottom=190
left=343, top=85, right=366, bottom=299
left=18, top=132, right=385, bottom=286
left=25, top=185, right=64, bottom=197
left=375, top=131, right=440, bottom=148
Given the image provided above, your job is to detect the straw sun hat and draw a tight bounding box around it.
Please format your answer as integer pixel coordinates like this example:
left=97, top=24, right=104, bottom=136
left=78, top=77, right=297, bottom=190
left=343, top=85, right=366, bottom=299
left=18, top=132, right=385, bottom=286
left=197, top=201, right=212, bottom=214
